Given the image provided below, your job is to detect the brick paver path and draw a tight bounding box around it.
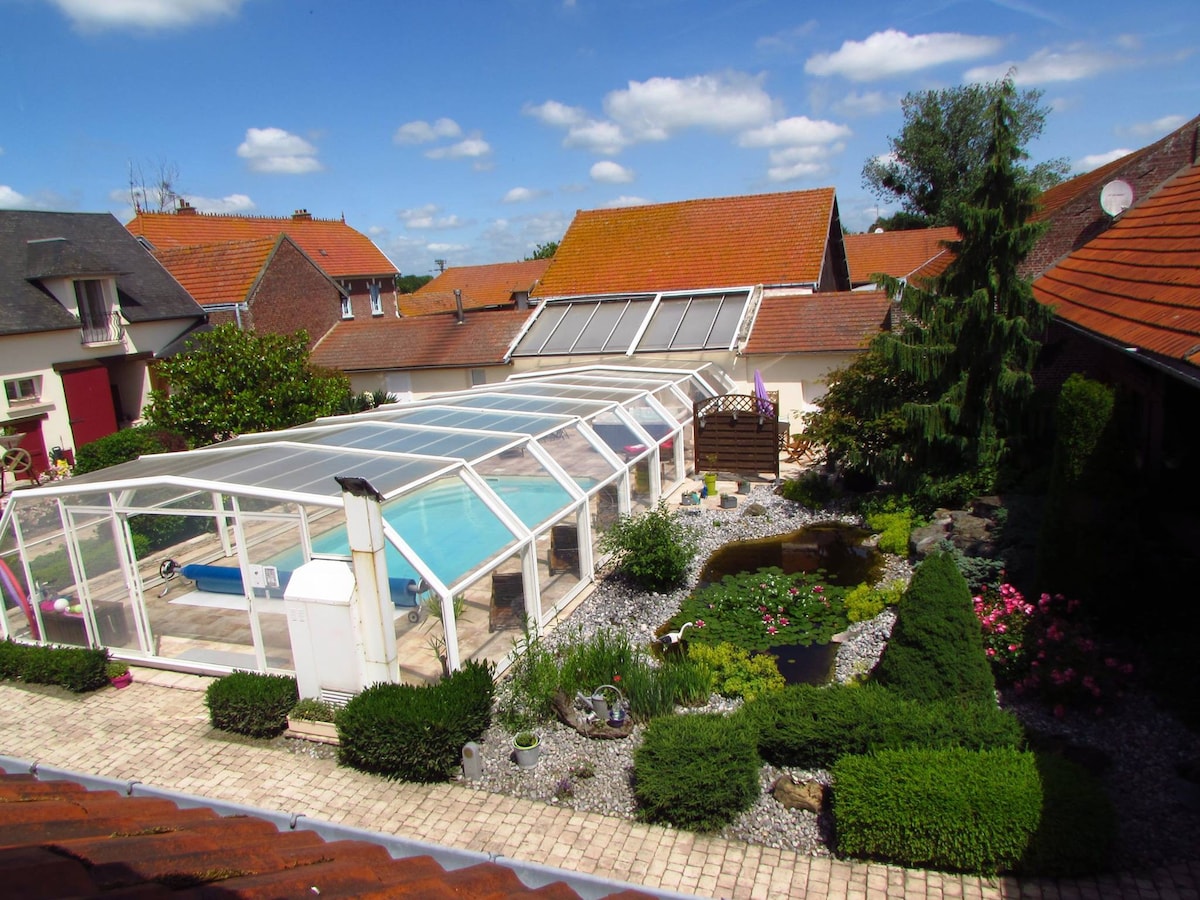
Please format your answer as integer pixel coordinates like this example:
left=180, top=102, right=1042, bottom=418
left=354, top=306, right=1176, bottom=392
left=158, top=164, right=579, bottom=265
left=1, top=676, right=1197, bottom=899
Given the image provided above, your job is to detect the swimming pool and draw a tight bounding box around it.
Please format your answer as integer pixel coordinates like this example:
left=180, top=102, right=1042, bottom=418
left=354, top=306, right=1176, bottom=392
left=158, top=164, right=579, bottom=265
left=269, top=475, right=590, bottom=588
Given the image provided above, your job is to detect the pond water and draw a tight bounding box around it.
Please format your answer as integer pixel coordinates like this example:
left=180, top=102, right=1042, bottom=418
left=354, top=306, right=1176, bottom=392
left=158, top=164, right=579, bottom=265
left=698, top=521, right=881, bottom=587
left=692, top=522, right=878, bottom=686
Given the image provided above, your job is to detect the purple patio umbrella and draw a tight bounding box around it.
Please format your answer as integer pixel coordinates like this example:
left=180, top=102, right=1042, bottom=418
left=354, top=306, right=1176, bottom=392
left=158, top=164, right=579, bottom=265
left=753, top=369, right=773, bottom=416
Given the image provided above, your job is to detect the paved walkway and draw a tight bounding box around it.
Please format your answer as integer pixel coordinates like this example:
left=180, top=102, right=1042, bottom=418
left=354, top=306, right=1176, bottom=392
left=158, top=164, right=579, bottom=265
left=1, top=674, right=1197, bottom=899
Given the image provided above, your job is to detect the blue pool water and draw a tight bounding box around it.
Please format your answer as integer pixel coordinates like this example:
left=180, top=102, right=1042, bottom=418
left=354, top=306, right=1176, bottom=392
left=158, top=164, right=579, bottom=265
left=269, top=475, right=587, bottom=588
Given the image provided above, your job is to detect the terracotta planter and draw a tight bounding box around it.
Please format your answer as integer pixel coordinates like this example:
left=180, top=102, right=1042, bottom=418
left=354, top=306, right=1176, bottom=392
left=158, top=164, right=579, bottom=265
left=286, top=717, right=340, bottom=745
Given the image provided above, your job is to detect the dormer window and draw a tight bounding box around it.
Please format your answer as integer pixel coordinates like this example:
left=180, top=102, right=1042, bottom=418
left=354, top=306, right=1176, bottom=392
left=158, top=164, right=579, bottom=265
left=74, top=279, right=122, bottom=344
left=369, top=282, right=383, bottom=316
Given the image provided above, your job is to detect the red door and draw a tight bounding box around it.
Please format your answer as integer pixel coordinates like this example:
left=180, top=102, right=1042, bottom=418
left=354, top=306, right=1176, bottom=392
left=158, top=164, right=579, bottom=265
left=61, top=366, right=119, bottom=450
left=12, top=419, right=49, bottom=477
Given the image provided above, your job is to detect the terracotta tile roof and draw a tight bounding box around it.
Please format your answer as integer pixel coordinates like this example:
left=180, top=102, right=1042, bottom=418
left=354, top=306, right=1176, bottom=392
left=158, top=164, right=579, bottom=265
left=533, top=189, right=837, bottom=298
left=0, top=770, right=638, bottom=898
left=843, top=226, right=958, bottom=287
left=1033, top=162, right=1200, bottom=369
left=312, top=307, right=530, bottom=372
left=127, top=208, right=397, bottom=279
left=744, top=290, right=891, bottom=355
left=403, top=259, right=551, bottom=315
left=153, top=236, right=280, bottom=307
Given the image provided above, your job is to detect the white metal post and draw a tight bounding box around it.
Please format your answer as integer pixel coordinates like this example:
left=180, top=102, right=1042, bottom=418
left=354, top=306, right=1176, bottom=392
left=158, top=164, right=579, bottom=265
left=339, top=480, right=401, bottom=686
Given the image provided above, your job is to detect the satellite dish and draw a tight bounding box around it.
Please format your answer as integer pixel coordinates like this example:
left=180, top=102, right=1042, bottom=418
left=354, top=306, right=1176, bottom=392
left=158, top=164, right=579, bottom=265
left=1099, top=179, right=1134, bottom=217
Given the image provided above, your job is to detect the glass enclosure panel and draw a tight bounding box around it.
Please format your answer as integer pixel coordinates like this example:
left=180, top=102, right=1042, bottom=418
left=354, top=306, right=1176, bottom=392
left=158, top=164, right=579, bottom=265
left=539, top=515, right=582, bottom=618
left=591, top=479, right=622, bottom=535
left=539, top=423, right=618, bottom=488
left=239, top=510, right=304, bottom=672
left=25, top=531, right=83, bottom=646
left=65, top=512, right=138, bottom=651
left=660, top=438, right=679, bottom=487
left=1, top=527, right=35, bottom=641
left=652, top=386, right=691, bottom=420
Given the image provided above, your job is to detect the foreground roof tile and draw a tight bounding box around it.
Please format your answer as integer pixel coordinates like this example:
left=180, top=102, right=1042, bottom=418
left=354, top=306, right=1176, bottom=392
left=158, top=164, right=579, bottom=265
left=745, top=290, right=891, bottom=354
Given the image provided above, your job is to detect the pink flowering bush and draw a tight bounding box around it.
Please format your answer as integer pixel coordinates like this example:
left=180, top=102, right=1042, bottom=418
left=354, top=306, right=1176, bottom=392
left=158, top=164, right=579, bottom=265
left=973, top=583, right=1133, bottom=716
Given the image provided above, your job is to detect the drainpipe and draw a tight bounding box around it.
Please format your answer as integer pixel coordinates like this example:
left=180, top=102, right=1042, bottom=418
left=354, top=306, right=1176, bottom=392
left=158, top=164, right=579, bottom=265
left=454, top=289, right=464, bottom=324
left=335, top=476, right=400, bottom=687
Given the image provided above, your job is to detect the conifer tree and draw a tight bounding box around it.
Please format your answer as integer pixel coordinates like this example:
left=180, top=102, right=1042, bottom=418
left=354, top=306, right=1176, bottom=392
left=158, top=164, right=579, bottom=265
left=873, top=78, right=1052, bottom=482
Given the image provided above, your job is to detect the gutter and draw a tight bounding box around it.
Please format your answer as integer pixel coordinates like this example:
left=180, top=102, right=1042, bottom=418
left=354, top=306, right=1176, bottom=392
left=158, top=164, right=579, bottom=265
left=0, top=755, right=695, bottom=900
left=1054, top=317, right=1200, bottom=390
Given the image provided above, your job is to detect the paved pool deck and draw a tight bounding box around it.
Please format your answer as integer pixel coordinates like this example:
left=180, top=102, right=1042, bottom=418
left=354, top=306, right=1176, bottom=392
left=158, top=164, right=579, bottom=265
left=1, top=673, right=1196, bottom=900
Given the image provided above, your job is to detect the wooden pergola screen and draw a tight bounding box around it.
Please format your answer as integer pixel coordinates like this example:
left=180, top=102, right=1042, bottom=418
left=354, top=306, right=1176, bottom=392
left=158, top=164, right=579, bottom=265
left=692, top=393, right=786, bottom=479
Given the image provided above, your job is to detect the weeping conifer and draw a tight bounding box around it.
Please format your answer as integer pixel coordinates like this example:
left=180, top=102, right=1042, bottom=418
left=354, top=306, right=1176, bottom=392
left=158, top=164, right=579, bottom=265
left=874, top=78, right=1051, bottom=485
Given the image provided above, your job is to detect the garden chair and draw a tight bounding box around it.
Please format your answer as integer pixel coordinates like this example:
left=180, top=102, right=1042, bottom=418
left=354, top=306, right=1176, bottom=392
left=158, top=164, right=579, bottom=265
left=547, top=524, right=580, bottom=576
left=783, top=435, right=817, bottom=465
left=489, top=571, right=525, bottom=632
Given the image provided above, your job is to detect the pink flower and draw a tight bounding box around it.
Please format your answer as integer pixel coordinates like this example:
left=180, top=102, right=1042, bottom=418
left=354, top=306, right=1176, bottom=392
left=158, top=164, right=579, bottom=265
left=766, top=625, right=777, bottom=635
left=788, top=587, right=799, bottom=596
left=779, top=617, right=790, bottom=627
left=986, top=648, right=996, bottom=657
left=694, top=619, right=706, bottom=629
left=813, top=585, right=824, bottom=593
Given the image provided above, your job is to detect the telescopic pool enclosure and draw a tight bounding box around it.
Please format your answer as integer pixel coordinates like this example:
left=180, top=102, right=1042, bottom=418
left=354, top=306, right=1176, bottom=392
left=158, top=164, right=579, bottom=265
left=0, top=362, right=732, bottom=690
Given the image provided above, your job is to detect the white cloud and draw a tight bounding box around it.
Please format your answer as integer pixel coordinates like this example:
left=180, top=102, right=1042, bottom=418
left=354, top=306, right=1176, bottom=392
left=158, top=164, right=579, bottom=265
left=0, top=185, right=29, bottom=208
left=503, top=187, right=545, bottom=203
left=524, top=100, right=588, bottom=128
left=425, top=136, right=492, bottom=160
left=393, top=118, right=462, bottom=145
left=765, top=143, right=847, bottom=182
left=1078, top=148, right=1133, bottom=171
left=756, top=22, right=818, bottom=53
left=806, top=30, right=1004, bottom=81
left=1119, top=114, right=1187, bottom=137
left=833, top=90, right=894, bottom=117
left=398, top=203, right=466, bottom=229
left=236, top=127, right=321, bottom=174
left=604, top=72, right=776, bottom=140
left=48, top=0, right=243, bottom=31
left=966, top=44, right=1124, bottom=84
left=479, top=210, right=571, bottom=262
left=603, top=195, right=651, bottom=208
left=563, top=119, right=629, bottom=154
left=185, top=192, right=255, bottom=214
left=590, top=160, right=634, bottom=184
left=739, top=116, right=852, bottom=148
left=427, top=242, right=468, bottom=253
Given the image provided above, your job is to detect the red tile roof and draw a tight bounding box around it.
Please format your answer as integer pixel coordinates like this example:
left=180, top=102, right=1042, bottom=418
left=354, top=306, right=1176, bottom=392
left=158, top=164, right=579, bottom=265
left=0, top=770, right=642, bottom=898
left=404, top=259, right=551, bottom=315
left=1033, top=162, right=1200, bottom=369
left=533, top=189, right=837, bottom=298
left=128, top=208, right=397, bottom=279
left=843, top=226, right=958, bottom=287
left=312, top=307, right=530, bottom=372
left=153, top=236, right=281, bottom=307
left=744, top=290, right=891, bottom=354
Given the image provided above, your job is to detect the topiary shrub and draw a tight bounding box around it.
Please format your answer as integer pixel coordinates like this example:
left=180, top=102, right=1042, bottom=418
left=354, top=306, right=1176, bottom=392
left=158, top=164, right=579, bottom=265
left=832, top=747, right=1042, bottom=874
left=686, top=641, right=784, bottom=702
left=204, top=671, right=299, bottom=738
left=743, top=683, right=1023, bottom=769
left=0, top=640, right=109, bottom=693
left=338, top=659, right=495, bottom=783
left=871, top=552, right=996, bottom=704
left=1016, top=752, right=1116, bottom=876
left=633, top=713, right=760, bottom=831
left=598, top=501, right=697, bottom=591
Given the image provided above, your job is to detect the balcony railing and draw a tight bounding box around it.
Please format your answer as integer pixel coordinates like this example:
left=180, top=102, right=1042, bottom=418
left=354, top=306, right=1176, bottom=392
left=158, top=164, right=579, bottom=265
left=80, top=311, right=124, bottom=345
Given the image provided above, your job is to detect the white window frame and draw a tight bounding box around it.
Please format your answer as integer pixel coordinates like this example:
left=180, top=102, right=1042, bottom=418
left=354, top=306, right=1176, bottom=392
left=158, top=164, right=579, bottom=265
left=369, top=282, right=383, bottom=316
left=340, top=295, right=353, bottom=319
left=4, top=376, right=41, bottom=404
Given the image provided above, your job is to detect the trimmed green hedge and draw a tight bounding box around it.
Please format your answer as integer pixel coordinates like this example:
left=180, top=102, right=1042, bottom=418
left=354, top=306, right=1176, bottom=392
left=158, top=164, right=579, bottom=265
left=338, top=659, right=495, bottom=783
left=204, top=671, right=299, bottom=738
left=832, top=747, right=1042, bottom=874
left=872, top=552, right=996, bottom=704
left=0, top=639, right=110, bottom=692
left=743, top=683, right=1023, bottom=769
left=633, top=712, right=760, bottom=831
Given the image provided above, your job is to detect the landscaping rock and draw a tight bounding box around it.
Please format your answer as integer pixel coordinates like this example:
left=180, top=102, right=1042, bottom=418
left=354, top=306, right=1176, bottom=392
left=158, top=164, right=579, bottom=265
left=909, top=522, right=948, bottom=558
left=773, top=775, right=825, bottom=813
left=743, top=501, right=769, bottom=517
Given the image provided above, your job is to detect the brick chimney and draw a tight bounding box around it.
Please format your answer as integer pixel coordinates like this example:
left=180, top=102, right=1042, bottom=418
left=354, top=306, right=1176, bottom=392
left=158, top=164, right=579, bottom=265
left=176, top=198, right=197, bottom=215
left=293, top=209, right=312, bottom=221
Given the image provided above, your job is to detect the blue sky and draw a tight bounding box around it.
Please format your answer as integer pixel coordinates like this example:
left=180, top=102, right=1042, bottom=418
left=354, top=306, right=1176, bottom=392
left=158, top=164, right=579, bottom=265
left=2, top=0, right=1197, bottom=277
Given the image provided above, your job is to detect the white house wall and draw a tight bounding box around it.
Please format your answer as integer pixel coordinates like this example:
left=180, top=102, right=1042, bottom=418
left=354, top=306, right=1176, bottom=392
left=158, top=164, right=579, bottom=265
left=734, top=351, right=858, bottom=435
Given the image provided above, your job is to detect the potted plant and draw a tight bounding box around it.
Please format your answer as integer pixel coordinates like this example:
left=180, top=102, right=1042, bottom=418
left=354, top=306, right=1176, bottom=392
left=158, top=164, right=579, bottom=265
left=512, top=730, right=541, bottom=769
left=286, top=698, right=340, bottom=744
left=703, top=455, right=719, bottom=495
left=737, top=477, right=753, bottom=494
left=720, top=492, right=738, bottom=509
left=106, top=660, right=132, bottom=689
